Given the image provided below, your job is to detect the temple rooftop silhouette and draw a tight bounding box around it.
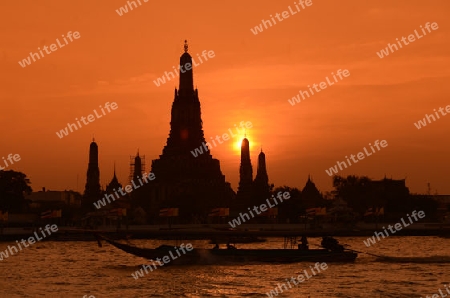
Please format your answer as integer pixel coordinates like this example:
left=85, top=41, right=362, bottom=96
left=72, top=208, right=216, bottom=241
left=140, top=41, right=235, bottom=222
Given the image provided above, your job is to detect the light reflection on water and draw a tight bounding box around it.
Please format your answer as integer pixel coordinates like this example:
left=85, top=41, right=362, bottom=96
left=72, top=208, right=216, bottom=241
left=0, top=237, right=449, bottom=297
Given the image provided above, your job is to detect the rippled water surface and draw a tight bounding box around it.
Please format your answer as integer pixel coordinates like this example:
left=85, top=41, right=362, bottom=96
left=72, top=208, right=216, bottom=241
left=0, top=237, right=449, bottom=297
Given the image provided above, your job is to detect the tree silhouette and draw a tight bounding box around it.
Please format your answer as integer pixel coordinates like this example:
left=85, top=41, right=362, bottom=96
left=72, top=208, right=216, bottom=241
left=0, top=170, right=32, bottom=212
left=274, top=186, right=301, bottom=223
left=332, top=175, right=374, bottom=214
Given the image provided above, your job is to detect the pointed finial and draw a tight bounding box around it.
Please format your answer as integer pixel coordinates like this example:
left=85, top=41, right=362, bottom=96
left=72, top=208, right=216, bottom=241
left=113, top=162, right=116, bottom=176
left=184, top=40, right=188, bottom=53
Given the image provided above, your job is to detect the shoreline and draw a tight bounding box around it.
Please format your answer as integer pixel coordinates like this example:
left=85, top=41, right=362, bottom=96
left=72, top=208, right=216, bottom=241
left=0, top=224, right=449, bottom=242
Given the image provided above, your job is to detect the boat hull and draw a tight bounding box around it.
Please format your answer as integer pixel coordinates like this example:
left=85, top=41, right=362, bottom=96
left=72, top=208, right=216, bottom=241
left=103, top=238, right=357, bottom=264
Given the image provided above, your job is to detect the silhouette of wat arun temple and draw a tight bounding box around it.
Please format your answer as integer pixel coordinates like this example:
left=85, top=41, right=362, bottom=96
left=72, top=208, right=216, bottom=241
left=83, top=41, right=272, bottom=223
left=142, top=41, right=235, bottom=221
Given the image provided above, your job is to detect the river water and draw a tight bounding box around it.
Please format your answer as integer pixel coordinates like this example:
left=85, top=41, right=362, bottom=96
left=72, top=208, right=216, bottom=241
left=0, top=236, right=449, bottom=297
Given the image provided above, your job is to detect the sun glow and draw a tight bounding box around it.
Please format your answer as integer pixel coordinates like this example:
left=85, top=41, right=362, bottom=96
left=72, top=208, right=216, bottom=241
left=234, top=139, right=243, bottom=153
left=226, top=120, right=254, bottom=155
left=233, top=136, right=252, bottom=155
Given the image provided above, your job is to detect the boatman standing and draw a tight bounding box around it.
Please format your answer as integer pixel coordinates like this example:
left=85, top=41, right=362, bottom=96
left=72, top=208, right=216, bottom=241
left=298, top=235, right=309, bottom=250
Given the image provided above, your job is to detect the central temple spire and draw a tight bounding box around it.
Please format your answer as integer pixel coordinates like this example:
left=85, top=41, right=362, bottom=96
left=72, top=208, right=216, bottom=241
left=83, top=139, right=101, bottom=210
left=234, top=137, right=254, bottom=213
left=148, top=41, right=234, bottom=220
left=161, top=41, right=205, bottom=156
left=253, top=149, right=270, bottom=205
left=239, top=138, right=253, bottom=188
left=179, top=40, right=194, bottom=92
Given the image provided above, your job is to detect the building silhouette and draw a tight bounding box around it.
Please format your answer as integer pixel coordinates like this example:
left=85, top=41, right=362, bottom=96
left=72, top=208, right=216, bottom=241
left=144, top=41, right=235, bottom=222
left=233, top=138, right=272, bottom=216
left=82, top=139, right=101, bottom=210
left=233, top=137, right=254, bottom=213
left=129, top=151, right=145, bottom=186
left=253, top=149, right=271, bottom=205
left=301, top=175, right=325, bottom=209
left=129, top=151, right=148, bottom=212
left=105, top=164, right=122, bottom=195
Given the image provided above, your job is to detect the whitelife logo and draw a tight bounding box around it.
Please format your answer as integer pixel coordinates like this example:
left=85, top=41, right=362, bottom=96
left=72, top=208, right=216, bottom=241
left=421, top=284, right=450, bottom=298
left=18, top=31, right=81, bottom=68
left=414, top=105, right=450, bottom=130
left=288, top=69, right=350, bottom=106
left=0, top=224, right=58, bottom=261
left=376, top=22, right=439, bottom=59
left=0, top=153, right=21, bottom=171
left=250, top=0, right=313, bottom=35
left=56, top=102, right=118, bottom=139
left=115, top=0, right=149, bottom=16
left=190, top=121, right=253, bottom=157
left=131, top=243, right=193, bottom=279
left=228, top=192, right=291, bottom=228
left=325, top=140, right=388, bottom=176
left=153, top=50, right=215, bottom=87
left=363, top=210, right=425, bottom=247
left=265, top=262, right=328, bottom=297
left=93, top=172, right=155, bottom=209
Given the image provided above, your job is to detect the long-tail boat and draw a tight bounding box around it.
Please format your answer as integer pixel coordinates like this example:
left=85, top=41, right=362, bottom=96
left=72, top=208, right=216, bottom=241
left=98, top=235, right=357, bottom=264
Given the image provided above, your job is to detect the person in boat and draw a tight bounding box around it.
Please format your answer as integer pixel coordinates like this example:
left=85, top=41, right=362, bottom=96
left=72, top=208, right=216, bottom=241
left=213, top=243, right=219, bottom=250
left=321, top=236, right=344, bottom=252
left=226, top=243, right=236, bottom=250
left=298, top=235, right=309, bottom=250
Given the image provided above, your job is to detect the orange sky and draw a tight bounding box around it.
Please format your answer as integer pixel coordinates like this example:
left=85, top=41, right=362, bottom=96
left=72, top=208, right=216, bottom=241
left=1, top=0, right=449, bottom=195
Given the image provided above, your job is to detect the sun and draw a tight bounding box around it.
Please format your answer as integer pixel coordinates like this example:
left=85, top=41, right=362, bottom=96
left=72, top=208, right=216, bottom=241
left=233, top=137, right=251, bottom=155
left=234, top=139, right=243, bottom=152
